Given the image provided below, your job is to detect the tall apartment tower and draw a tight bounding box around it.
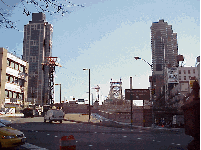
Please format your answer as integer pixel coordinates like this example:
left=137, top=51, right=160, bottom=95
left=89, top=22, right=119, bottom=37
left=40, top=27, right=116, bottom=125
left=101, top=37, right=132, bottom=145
left=23, top=12, right=53, bottom=105
left=150, top=19, right=178, bottom=107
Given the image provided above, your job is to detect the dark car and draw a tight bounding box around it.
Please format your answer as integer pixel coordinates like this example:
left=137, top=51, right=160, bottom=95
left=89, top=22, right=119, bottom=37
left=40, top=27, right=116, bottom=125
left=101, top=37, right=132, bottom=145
left=22, top=108, right=34, bottom=118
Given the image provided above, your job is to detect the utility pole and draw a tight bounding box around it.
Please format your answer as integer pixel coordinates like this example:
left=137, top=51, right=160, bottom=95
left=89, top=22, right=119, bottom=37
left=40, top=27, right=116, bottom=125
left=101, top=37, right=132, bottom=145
left=130, top=77, right=133, bottom=128
left=83, top=68, right=91, bottom=121
left=89, top=69, right=90, bottom=121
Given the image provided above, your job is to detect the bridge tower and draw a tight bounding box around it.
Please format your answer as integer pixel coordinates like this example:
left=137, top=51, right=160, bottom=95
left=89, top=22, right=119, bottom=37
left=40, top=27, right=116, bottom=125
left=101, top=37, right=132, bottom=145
left=92, top=85, right=100, bottom=101
left=108, top=78, right=122, bottom=100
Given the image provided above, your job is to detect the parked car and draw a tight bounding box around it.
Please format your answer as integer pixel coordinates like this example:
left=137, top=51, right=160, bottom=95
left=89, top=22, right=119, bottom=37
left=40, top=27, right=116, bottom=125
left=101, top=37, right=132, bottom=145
left=0, top=122, right=26, bottom=148
left=44, top=109, right=65, bottom=123
left=22, top=108, right=34, bottom=118
left=0, top=119, right=11, bottom=126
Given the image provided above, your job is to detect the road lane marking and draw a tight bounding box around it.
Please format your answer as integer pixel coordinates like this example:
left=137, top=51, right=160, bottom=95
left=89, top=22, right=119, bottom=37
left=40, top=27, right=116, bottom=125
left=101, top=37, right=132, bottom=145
left=21, top=143, right=48, bottom=150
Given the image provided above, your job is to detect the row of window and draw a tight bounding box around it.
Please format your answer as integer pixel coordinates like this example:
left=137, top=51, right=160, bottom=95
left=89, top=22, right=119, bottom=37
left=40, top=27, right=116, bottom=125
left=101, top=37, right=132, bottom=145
left=7, top=58, right=25, bottom=72
left=179, top=76, right=196, bottom=81
left=179, top=69, right=196, bottom=74
left=5, top=90, right=23, bottom=99
left=6, top=74, right=24, bottom=87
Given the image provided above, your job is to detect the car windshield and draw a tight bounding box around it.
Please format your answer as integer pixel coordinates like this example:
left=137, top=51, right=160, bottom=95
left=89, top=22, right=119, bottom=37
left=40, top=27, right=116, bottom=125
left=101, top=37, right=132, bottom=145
left=0, top=122, right=6, bottom=127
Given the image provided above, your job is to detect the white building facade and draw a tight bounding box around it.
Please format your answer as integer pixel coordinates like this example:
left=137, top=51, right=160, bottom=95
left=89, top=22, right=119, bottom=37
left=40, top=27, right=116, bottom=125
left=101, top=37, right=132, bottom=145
left=0, top=47, right=29, bottom=110
left=168, top=65, right=199, bottom=109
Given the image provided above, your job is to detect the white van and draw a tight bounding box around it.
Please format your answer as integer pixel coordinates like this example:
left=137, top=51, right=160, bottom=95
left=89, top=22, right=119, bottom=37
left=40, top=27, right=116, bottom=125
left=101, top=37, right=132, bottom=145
left=44, top=109, right=65, bottom=123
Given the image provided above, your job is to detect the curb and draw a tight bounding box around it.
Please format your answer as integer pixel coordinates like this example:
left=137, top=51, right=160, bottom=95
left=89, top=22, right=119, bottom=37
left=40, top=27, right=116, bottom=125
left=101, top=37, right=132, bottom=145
left=0, top=113, right=24, bottom=117
left=64, top=119, right=183, bottom=133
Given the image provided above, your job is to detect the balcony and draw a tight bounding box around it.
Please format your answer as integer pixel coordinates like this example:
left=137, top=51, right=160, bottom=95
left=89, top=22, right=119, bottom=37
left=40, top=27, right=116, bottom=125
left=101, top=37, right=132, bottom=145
left=5, top=82, right=21, bottom=93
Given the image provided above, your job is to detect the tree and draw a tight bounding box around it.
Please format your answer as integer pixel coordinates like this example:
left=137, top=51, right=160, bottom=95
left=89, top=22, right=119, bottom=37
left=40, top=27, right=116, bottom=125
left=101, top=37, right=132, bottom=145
left=0, top=0, right=84, bottom=31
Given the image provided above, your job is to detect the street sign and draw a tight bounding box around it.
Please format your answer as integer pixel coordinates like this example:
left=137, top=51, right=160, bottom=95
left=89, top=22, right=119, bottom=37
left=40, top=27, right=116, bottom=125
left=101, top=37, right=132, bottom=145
left=125, top=89, right=150, bottom=100
left=167, top=67, right=179, bottom=83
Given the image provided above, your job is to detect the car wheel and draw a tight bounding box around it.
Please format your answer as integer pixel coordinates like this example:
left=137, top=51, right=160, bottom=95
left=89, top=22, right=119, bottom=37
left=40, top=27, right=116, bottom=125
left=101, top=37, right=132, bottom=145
left=49, top=118, right=52, bottom=123
left=60, top=120, right=62, bottom=123
left=44, top=119, right=46, bottom=123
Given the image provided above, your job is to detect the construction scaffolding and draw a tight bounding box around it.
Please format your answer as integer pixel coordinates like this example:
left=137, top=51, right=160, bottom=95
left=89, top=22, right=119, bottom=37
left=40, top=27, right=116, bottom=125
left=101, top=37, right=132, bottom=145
left=42, top=57, right=61, bottom=105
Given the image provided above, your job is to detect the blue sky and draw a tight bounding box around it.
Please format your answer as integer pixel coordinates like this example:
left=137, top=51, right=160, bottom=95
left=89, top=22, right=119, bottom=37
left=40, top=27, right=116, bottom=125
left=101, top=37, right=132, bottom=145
left=0, top=0, right=200, bottom=104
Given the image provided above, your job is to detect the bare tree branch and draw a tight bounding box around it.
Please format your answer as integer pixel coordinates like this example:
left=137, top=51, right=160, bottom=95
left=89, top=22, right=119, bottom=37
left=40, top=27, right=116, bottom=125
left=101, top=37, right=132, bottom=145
left=0, top=0, right=84, bottom=31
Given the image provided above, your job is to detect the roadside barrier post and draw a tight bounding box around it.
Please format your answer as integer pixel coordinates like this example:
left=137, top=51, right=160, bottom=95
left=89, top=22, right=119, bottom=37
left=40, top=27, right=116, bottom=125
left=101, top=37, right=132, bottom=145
left=60, top=135, right=76, bottom=150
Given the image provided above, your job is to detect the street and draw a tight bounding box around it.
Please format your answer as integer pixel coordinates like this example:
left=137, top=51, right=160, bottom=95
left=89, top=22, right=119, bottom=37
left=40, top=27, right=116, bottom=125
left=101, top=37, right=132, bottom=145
left=2, top=116, right=193, bottom=150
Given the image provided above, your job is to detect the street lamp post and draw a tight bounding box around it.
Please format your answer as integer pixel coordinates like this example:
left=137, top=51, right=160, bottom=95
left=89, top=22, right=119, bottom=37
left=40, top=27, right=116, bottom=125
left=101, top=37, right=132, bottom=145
left=83, top=68, right=91, bottom=121
left=134, top=57, right=155, bottom=126
left=86, top=92, right=93, bottom=105
left=55, top=84, right=61, bottom=104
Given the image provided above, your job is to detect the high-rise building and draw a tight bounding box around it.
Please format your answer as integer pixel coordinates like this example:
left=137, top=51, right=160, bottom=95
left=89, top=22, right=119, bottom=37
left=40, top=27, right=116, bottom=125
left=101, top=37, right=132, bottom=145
left=23, top=12, right=53, bottom=105
left=150, top=19, right=178, bottom=107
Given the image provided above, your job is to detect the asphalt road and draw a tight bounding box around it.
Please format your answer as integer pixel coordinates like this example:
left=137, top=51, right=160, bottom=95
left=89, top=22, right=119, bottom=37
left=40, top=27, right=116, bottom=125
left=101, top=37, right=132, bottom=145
left=3, top=116, right=193, bottom=150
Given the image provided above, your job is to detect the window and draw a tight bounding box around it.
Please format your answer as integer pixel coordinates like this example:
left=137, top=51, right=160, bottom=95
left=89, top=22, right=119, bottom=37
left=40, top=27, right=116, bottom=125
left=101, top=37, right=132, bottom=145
left=5, top=91, right=8, bottom=98
left=13, top=92, right=17, bottom=98
left=6, top=75, right=9, bottom=82
left=7, top=59, right=10, bottom=66
left=11, top=61, right=14, bottom=68
left=10, top=76, right=14, bottom=83
left=189, top=76, right=191, bottom=80
left=15, top=63, right=19, bottom=70
left=18, top=94, right=22, bottom=99
left=15, top=78, right=18, bottom=84
left=23, top=66, right=25, bottom=73
left=179, top=70, right=181, bottom=74
left=37, top=24, right=40, bottom=30
left=183, top=70, right=186, bottom=74
left=9, top=91, right=12, bottom=98
left=193, top=69, right=195, bottom=74
left=19, top=65, right=23, bottom=72
left=188, top=70, right=190, bottom=74
left=179, top=76, right=181, bottom=80
left=184, top=76, right=186, bottom=80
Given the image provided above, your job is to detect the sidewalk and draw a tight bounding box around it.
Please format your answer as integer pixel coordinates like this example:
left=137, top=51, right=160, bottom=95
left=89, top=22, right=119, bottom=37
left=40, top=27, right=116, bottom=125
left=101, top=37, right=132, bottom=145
left=65, top=113, right=184, bottom=133
left=64, top=113, right=100, bottom=123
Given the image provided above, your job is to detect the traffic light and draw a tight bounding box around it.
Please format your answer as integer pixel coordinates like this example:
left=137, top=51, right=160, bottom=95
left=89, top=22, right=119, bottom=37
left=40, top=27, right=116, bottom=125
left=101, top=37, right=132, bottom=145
left=151, top=88, right=155, bottom=95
